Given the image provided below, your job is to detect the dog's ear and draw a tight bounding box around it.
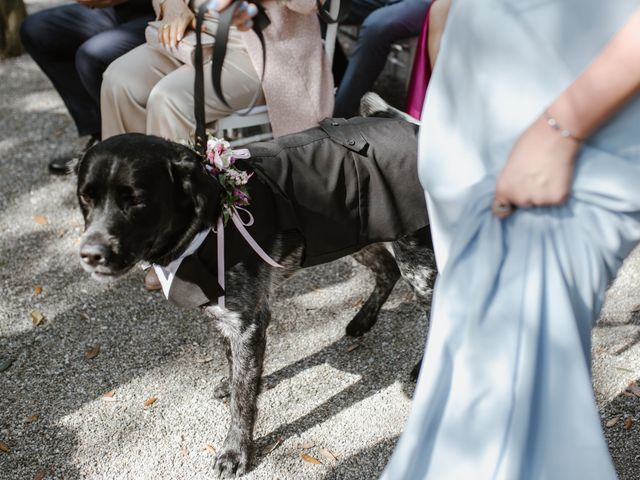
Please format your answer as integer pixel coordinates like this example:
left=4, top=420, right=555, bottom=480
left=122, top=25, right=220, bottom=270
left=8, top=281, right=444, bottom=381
left=170, top=146, right=221, bottom=223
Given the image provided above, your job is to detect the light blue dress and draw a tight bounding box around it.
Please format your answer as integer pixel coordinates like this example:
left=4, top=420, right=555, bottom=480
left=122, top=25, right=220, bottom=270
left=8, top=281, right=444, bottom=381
left=382, top=0, right=640, bottom=479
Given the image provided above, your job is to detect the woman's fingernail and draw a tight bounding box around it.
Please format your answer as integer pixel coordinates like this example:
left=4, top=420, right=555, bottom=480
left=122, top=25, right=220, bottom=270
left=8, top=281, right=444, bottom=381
left=239, top=1, right=248, bottom=11
left=244, top=19, right=254, bottom=28
left=206, top=0, right=218, bottom=10
left=247, top=4, right=258, bottom=17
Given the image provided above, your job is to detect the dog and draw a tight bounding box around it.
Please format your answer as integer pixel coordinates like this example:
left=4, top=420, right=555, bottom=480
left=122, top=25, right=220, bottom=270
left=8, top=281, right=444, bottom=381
left=76, top=99, right=436, bottom=477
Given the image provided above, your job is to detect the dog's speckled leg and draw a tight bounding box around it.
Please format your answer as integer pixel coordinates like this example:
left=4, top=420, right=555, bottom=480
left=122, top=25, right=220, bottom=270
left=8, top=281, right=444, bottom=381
left=392, top=228, right=438, bottom=380
left=214, top=336, right=232, bottom=400
left=207, top=304, right=270, bottom=478
left=346, top=243, right=401, bottom=337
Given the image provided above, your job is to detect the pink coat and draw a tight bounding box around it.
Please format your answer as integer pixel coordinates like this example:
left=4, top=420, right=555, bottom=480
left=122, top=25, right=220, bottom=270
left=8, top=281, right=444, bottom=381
left=242, top=0, right=334, bottom=137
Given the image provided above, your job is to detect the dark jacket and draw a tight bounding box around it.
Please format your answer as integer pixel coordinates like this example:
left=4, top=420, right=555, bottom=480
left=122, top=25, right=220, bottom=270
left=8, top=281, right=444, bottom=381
left=161, top=117, right=428, bottom=308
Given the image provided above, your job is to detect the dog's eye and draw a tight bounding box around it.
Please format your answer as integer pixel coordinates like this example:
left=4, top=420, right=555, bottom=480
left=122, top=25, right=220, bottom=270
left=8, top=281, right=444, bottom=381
left=124, top=196, right=144, bottom=207
left=79, top=193, right=93, bottom=205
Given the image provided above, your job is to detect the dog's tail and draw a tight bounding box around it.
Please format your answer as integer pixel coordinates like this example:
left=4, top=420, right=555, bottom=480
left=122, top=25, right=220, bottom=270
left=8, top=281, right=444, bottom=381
left=359, top=92, right=421, bottom=126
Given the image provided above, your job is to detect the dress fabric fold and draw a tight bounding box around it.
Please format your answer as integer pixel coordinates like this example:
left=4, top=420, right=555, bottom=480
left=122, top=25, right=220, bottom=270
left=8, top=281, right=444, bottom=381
left=382, top=0, right=640, bottom=478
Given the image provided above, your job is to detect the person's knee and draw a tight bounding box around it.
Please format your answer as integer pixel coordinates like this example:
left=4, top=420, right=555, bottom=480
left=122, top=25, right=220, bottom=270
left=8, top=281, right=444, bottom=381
left=75, top=41, right=104, bottom=82
left=101, top=57, right=129, bottom=103
left=359, top=9, right=397, bottom=44
left=147, top=81, right=182, bottom=119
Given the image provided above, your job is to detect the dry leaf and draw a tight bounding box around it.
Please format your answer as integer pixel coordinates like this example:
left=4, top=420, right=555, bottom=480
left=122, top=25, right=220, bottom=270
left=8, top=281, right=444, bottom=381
left=85, top=344, right=100, bottom=360
left=615, top=366, right=634, bottom=373
left=30, top=310, right=45, bottom=326
left=622, top=391, right=636, bottom=398
left=301, top=453, right=322, bottom=465
left=300, top=440, right=315, bottom=449
left=606, top=416, right=619, bottom=428
left=33, top=215, right=48, bottom=225
left=25, top=415, right=39, bottom=423
left=627, top=382, right=640, bottom=397
left=319, top=447, right=337, bottom=462
left=262, top=437, right=284, bottom=455
left=0, top=358, right=13, bottom=373
left=34, top=286, right=43, bottom=295
left=57, top=229, right=66, bottom=238
left=351, top=298, right=364, bottom=308
left=79, top=313, right=90, bottom=321
left=204, top=444, right=216, bottom=454
left=180, top=447, right=189, bottom=457
left=195, top=357, right=214, bottom=364
left=624, top=418, right=634, bottom=430
left=346, top=343, right=360, bottom=353
left=101, top=389, right=116, bottom=401
left=33, top=469, right=46, bottom=480
left=0, top=441, right=9, bottom=453
left=144, top=396, right=158, bottom=407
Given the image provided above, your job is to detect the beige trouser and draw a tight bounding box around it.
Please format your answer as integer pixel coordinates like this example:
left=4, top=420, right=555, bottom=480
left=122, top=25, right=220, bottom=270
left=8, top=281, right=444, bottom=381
left=101, top=31, right=263, bottom=141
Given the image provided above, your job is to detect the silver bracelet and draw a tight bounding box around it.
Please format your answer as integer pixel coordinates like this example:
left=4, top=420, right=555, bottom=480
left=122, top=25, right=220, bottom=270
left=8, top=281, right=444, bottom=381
left=543, top=110, right=584, bottom=143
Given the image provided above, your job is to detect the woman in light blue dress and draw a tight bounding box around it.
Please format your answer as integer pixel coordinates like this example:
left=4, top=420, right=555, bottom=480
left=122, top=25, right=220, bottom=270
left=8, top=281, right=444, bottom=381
left=383, top=0, right=640, bottom=478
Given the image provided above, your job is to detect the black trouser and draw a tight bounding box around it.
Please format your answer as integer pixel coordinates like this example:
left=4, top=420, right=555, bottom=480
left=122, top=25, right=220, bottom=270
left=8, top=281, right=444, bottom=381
left=20, top=2, right=153, bottom=137
left=333, top=0, right=430, bottom=118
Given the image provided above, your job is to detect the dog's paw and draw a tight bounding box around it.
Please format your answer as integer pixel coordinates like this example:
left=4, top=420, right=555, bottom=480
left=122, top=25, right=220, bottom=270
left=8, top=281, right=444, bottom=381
left=214, top=377, right=230, bottom=400
left=213, top=444, right=250, bottom=478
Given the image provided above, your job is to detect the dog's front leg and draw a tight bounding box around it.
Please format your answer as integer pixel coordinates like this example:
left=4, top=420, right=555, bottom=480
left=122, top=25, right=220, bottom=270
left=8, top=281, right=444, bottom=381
left=209, top=305, right=269, bottom=478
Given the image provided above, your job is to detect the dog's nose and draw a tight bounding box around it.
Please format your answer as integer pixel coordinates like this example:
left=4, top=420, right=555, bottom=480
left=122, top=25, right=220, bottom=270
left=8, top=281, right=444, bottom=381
left=80, top=243, right=110, bottom=267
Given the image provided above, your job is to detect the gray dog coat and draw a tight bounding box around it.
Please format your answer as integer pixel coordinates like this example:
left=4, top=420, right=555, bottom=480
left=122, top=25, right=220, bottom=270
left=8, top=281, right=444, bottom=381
left=154, top=116, right=429, bottom=308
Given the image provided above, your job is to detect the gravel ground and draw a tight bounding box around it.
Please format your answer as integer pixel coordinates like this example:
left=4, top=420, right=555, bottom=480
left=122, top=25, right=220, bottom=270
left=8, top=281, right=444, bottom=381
left=1, top=2, right=640, bottom=479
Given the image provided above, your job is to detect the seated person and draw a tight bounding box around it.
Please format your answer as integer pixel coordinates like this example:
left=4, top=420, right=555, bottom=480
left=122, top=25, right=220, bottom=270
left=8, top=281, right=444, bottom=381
left=101, top=0, right=334, bottom=141
left=333, top=0, right=430, bottom=118
left=20, top=0, right=154, bottom=174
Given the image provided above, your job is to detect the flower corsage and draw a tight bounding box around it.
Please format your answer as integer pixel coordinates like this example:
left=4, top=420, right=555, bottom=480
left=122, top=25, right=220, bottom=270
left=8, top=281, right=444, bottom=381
left=202, top=134, right=253, bottom=225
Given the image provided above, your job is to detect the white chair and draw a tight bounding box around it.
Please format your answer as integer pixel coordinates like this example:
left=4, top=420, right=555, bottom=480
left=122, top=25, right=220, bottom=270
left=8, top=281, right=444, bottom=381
left=214, top=1, right=341, bottom=147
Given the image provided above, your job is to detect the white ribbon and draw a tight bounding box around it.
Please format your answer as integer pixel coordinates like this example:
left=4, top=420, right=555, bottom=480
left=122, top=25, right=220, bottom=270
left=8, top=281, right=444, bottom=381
left=215, top=206, right=284, bottom=308
left=152, top=205, right=283, bottom=309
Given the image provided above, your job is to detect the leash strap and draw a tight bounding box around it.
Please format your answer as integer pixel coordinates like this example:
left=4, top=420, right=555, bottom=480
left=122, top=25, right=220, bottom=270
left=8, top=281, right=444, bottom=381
left=194, top=1, right=270, bottom=156
left=316, top=0, right=351, bottom=24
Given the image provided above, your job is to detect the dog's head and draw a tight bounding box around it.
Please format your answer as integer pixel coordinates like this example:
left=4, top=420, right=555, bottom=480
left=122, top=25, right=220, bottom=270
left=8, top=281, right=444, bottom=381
left=77, top=133, right=220, bottom=281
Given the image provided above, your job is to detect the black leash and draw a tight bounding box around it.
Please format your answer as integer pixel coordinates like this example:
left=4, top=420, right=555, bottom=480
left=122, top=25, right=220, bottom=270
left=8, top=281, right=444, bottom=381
left=193, top=0, right=351, bottom=157
left=194, top=1, right=270, bottom=156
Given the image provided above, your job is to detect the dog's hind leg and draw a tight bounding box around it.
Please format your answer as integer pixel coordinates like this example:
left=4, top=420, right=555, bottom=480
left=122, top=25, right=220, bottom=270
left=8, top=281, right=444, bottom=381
left=346, top=243, right=401, bottom=337
left=392, top=228, right=438, bottom=380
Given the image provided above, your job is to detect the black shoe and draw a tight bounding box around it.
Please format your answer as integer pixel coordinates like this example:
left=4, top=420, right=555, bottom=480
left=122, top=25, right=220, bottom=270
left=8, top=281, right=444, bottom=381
left=49, top=135, right=99, bottom=175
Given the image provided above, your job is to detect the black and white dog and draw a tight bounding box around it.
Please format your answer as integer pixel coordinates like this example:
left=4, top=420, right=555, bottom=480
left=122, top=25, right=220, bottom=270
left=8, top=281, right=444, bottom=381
left=76, top=97, right=436, bottom=477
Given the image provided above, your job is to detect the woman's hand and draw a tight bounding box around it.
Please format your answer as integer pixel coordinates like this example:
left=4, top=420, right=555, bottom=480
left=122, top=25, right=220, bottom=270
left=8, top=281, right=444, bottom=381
left=157, top=0, right=195, bottom=48
left=157, top=0, right=258, bottom=49
left=492, top=114, right=582, bottom=219
left=214, top=0, right=259, bottom=31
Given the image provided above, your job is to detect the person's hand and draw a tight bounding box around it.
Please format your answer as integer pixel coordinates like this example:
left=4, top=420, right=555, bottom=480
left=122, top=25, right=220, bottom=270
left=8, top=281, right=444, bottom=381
left=157, top=0, right=195, bottom=48
left=492, top=113, right=582, bottom=219
left=157, top=0, right=259, bottom=49
left=76, top=0, right=127, bottom=8
left=206, top=0, right=259, bottom=32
